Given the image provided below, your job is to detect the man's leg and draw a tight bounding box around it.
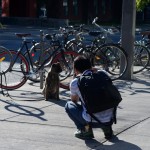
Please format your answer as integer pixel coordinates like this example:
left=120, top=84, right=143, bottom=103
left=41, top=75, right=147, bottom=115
left=101, top=125, right=113, bottom=140
left=65, top=101, right=87, bottom=129
left=91, top=121, right=113, bottom=140
left=65, top=101, right=94, bottom=139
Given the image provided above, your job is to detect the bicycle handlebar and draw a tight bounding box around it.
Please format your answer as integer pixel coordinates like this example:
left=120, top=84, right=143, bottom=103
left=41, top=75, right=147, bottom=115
left=91, top=17, right=113, bottom=35
left=92, top=17, right=98, bottom=24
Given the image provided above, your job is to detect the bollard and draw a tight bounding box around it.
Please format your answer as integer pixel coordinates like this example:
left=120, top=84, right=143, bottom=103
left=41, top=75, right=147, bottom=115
left=39, top=69, right=45, bottom=89
left=39, top=30, right=45, bottom=89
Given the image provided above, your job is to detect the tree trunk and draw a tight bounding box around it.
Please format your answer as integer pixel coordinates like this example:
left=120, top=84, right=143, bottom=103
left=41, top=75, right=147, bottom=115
left=121, top=0, right=136, bottom=80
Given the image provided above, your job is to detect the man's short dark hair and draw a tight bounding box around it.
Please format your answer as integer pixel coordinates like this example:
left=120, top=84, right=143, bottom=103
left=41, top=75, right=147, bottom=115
left=74, top=55, right=92, bottom=73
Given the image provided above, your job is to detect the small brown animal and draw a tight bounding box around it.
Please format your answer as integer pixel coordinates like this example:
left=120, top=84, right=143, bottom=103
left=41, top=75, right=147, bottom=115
left=42, top=62, right=62, bottom=101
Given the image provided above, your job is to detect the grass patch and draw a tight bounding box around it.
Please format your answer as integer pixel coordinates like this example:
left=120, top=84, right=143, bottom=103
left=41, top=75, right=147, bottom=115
left=0, top=22, right=4, bottom=28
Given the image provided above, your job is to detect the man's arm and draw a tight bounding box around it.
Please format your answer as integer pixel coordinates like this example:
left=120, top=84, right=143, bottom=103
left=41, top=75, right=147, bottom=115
left=70, top=74, right=80, bottom=103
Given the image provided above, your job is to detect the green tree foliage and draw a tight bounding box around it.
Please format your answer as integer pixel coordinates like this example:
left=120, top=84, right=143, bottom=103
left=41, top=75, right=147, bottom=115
left=136, top=0, right=150, bottom=11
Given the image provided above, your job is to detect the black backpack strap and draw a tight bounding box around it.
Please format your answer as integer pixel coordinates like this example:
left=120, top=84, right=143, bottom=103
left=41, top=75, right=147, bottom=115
left=77, top=70, right=93, bottom=91
left=113, top=106, right=117, bottom=124
left=77, top=70, right=117, bottom=125
left=78, top=80, right=104, bottom=126
left=88, top=111, right=104, bottom=125
left=79, top=98, right=104, bottom=125
left=89, top=107, right=117, bottom=125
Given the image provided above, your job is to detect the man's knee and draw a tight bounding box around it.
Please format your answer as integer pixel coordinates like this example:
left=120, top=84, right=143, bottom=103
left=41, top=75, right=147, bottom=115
left=65, top=101, right=70, bottom=112
left=65, top=101, right=74, bottom=112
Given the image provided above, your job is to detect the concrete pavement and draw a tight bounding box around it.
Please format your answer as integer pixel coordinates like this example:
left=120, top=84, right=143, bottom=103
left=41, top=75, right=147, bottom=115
left=0, top=24, right=150, bottom=150
left=0, top=70, right=150, bottom=150
left=0, top=25, right=57, bottom=50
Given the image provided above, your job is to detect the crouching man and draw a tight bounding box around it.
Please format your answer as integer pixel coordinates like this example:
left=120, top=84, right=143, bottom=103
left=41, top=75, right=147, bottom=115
left=65, top=56, right=115, bottom=140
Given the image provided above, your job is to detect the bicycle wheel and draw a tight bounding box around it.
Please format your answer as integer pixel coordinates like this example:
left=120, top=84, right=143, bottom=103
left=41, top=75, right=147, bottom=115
left=0, top=50, right=30, bottom=90
left=65, top=39, right=83, bottom=52
left=0, top=46, right=12, bottom=75
left=51, top=50, right=79, bottom=90
left=29, top=42, right=54, bottom=67
left=133, top=44, right=150, bottom=74
left=144, top=43, right=150, bottom=70
left=94, top=44, right=128, bottom=80
left=23, top=42, right=54, bottom=82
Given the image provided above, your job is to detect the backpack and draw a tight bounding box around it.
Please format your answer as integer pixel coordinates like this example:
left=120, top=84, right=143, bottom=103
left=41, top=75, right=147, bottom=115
left=77, top=70, right=122, bottom=114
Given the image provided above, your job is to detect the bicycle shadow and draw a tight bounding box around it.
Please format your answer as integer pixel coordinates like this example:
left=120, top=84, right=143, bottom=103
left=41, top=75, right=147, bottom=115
left=38, top=89, right=70, bottom=108
left=114, top=74, right=150, bottom=95
left=0, top=99, right=47, bottom=121
left=42, top=96, right=70, bottom=108
left=1, top=89, right=45, bottom=101
left=28, top=82, right=41, bottom=87
left=84, top=136, right=142, bottom=150
left=1, top=87, right=70, bottom=108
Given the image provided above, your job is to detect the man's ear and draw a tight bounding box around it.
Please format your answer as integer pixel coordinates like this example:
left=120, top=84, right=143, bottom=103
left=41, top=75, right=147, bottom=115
left=71, top=94, right=79, bottom=103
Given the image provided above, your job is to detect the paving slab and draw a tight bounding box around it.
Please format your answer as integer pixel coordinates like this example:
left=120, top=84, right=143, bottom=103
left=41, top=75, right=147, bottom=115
left=0, top=25, right=150, bottom=149
left=0, top=70, right=150, bottom=150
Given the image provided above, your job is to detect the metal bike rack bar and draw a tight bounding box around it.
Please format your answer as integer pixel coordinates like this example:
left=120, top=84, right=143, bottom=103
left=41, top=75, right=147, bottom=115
left=39, top=30, right=45, bottom=89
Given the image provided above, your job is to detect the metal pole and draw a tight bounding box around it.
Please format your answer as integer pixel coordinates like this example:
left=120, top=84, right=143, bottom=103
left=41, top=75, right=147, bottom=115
left=121, top=0, right=136, bottom=80
left=39, top=30, right=45, bottom=89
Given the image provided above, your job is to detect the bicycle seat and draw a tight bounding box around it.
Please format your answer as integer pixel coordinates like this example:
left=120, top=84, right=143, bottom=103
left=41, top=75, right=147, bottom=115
left=140, top=31, right=150, bottom=36
left=45, top=34, right=52, bottom=40
left=15, top=33, right=31, bottom=38
left=140, top=31, right=150, bottom=39
left=89, top=31, right=103, bottom=36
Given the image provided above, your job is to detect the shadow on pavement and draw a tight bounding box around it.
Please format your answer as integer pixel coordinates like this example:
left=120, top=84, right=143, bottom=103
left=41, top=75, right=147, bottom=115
left=0, top=99, right=47, bottom=121
left=114, top=74, right=150, bottom=95
left=84, top=136, right=142, bottom=150
left=42, top=99, right=68, bottom=108
left=1, top=89, right=45, bottom=101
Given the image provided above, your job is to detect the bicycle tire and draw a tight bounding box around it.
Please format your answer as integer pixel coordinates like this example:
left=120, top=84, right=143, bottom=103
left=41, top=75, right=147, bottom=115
left=0, top=46, right=12, bottom=75
left=23, top=42, right=54, bottom=82
left=0, top=50, right=30, bottom=90
left=51, top=50, right=79, bottom=90
left=65, top=39, right=83, bottom=52
left=29, top=42, right=54, bottom=67
left=94, top=43, right=128, bottom=80
left=143, top=43, right=150, bottom=70
left=133, top=44, right=150, bottom=74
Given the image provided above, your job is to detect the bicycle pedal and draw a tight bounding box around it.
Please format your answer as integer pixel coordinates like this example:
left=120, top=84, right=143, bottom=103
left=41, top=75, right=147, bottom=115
left=34, top=61, right=39, bottom=65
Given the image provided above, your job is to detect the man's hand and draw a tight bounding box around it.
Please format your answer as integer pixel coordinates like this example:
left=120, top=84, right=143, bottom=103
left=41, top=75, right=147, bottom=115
left=71, top=94, right=79, bottom=103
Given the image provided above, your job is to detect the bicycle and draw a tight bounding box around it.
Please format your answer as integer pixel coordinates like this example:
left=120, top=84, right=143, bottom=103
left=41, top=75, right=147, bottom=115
left=0, top=46, right=12, bottom=75
left=133, top=43, right=150, bottom=73
left=139, top=31, right=150, bottom=70
left=65, top=20, right=128, bottom=80
left=0, top=32, right=79, bottom=90
left=28, top=28, right=75, bottom=69
left=26, top=29, right=79, bottom=90
left=114, top=26, right=150, bottom=74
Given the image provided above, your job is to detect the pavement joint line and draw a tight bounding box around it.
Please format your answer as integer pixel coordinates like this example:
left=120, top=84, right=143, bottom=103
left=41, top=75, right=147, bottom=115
left=101, top=116, right=150, bottom=145
left=94, top=116, right=150, bottom=147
